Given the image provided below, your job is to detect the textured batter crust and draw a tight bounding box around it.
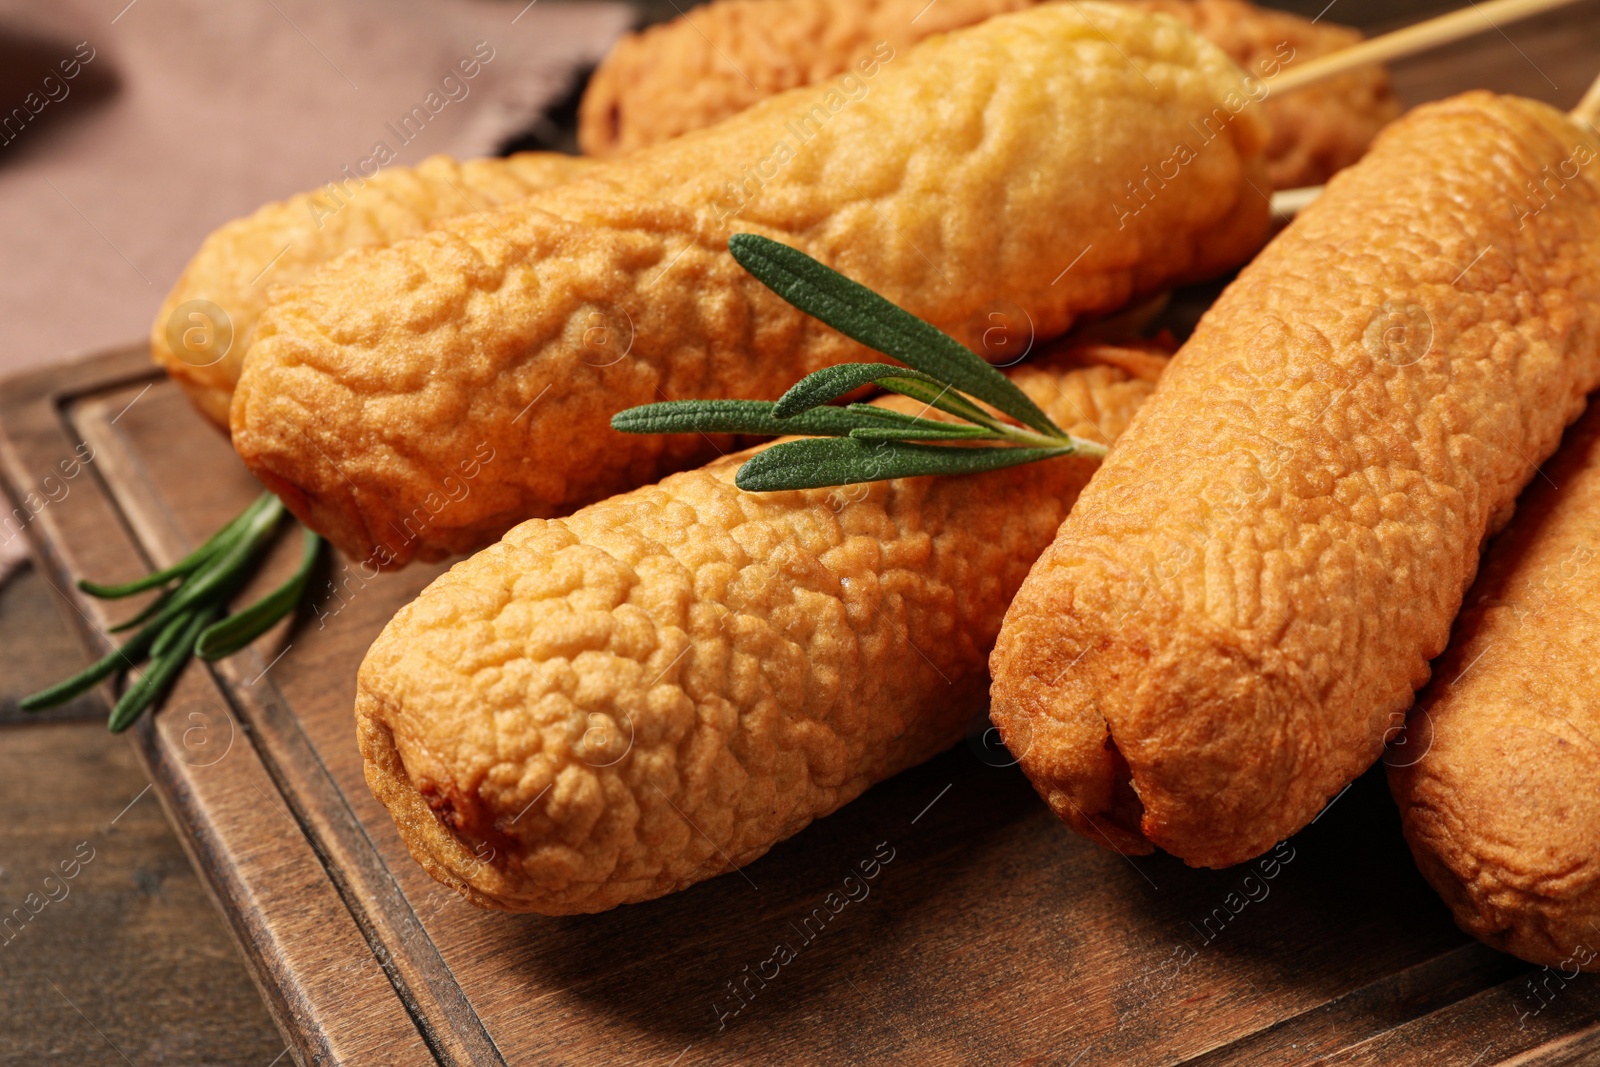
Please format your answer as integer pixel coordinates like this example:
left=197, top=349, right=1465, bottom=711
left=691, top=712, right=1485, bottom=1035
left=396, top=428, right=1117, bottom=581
left=357, top=348, right=1162, bottom=913
left=1389, top=404, right=1600, bottom=971
left=233, top=2, right=1270, bottom=568
left=989, top=93, right=1600, bottom=868
left=152, top=153, right=596, bottom=427
left=577, top=0, right=1398, bottom=189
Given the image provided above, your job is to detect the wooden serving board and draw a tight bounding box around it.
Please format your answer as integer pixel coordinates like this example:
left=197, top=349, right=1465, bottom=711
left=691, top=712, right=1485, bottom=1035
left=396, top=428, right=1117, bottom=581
left=5, top=357, right=1599, bottom=1067
left=7, top=7, right=1600, bottom=1060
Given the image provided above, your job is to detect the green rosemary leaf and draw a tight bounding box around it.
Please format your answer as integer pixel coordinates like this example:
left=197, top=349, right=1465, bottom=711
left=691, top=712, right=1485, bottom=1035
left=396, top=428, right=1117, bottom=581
left=80, top=492, right=276, bottom=598
left=109, top=607, right=217, bottom=733
left=611, top=399, right=879, bottom=438
left=771, top=363, right=947, bottom=418
left=26, top=493, right=322, bottom=729
left=80, top=569, right=184, bottom=601
left=729, top=234, right=1063, bottom=437
left=767, top=363, right=1006, bottom=435
left=107, top=495, right=282, bottom=633
left=734, top=437, right=1072, bottom=492
left=133, top=496, right=286, bottom=634
left=17, top=654, right=118, bottom=711
left=197, top=528, right=323, bottom=661
left=107, top=582, right=179, bottom=634
left=81, top=555, right=202, bottom=600
left=847, top=425, right=1003, bottom=442
left=859, top=378, right=1008, bottom=430
left=837, top=402, right=984, bottom=430
left=21, top=638, right=140, bottom=710
left=19, top=607, right=172, bottom=710
left=150, top=608, right=193, bottom=659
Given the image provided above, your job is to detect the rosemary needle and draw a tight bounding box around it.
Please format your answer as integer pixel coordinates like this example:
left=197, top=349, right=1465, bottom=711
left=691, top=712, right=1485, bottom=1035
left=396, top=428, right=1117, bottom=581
left=21, top=490, right=323, bottom=731
left=196, top=527, right=322, bottom=661
left=613, top=234, right=1109, bottom=490
left=17, top=613, right=165, bottom=712
left=108, top=607, right=219, bottom=733
left=105, top=494, right=280, bottom=633
left=78, top=492, right=275, bottom=599
left=127, top=496, right=286, bottom=635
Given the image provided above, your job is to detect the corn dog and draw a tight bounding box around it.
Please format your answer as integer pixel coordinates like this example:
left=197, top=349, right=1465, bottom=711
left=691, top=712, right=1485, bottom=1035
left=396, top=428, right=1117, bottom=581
left=232, top=3, right=1270, bottom=569
left=577, top=0, right=1399, bottom=189
left=158, top=0, right=1375, bottom=433
left=356, top=345, right=1163, bottom=913
left=153, top=152, right=597, bottom=428
left=989, top=91, right=1600, bottom=868
left=1389, top=404, right=1600, bottom=971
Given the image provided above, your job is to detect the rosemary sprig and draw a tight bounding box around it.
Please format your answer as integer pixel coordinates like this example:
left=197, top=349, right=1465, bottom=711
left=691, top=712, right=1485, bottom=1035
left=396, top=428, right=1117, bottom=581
left=611, top=234, right=1107, bottom=490
left=28, top=235, right=1093, bottom=725
left=21, top=491, right=323, bottom=732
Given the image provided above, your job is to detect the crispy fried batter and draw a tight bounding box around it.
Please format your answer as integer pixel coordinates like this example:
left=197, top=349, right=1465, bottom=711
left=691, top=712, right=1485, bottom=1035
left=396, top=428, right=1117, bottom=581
left=989, top=92, right=1600, bottom=868
left=356, top=348, right=1162, bottom=913
left=1131, top=0, right=1397, bottom=189
left=1390, top=405, right=1600, bottom=971
left=152, top=153, right=596, bottom=427
left=233, top=2, right=1270, bottom=568
left=577, top=0, right=1398, bottom=189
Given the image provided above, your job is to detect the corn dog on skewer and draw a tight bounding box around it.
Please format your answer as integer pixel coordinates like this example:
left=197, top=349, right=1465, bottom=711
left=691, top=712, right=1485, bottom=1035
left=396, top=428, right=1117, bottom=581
left=233, top=3, right=1270, bottom=568
left=577, top=0, right=1399, bottom=190
left=990, top=92, right=1600, bottom=868
left=1390, top=404, right=1600, bottom=971
left=1145, top=0, right=1397, bottom=190
left=153, top=152, right=597, bottom=427
left=356, top=347, right=1164, bottom=914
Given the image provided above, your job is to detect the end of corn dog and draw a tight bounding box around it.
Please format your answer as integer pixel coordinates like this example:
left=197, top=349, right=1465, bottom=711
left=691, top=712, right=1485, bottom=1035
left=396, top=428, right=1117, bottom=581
left=355, top=346, right=1163, bottom=913
left=150, top=152, right=595, bottom=428
left=576, top=0, right=1398, bottom=189
left=991, top=91, right=1600, bottom=868
left=232, top=2, right=1270, bottom=568
left=1390, top=405, right=1600, bottom=971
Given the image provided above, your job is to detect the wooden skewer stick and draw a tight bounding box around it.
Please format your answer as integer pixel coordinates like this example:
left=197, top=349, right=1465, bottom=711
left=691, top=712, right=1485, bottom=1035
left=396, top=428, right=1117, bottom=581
left=1270, top=0, right=1582, bottom=95
left=1572, top=68, right=1600, bottom=130
left=1269, top=185, right=1324, bottom=223
left=1267, top=72, right=1600, bottom=226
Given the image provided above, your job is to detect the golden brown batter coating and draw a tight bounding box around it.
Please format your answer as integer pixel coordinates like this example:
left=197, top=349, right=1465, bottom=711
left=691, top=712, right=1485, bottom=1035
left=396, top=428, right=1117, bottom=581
left=152, top=153, right=596, bottom=427
left=989, top=92, right=1600, bottom=868
left=233, top=2, right=1270, bottom=568
left=1132, top=0, right=1397, bottom=189
left=1390, top=405, right=1600, bottom=971
left=356, top=348, right=1162, bottom=913
left=577, top=0, right=1398, bottom=189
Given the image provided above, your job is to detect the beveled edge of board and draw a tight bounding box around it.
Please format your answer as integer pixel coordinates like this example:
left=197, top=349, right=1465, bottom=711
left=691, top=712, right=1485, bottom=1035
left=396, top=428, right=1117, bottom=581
left=60, top=357, right=513, bottom=1066
left=0, top=346, right=446, bottom=1067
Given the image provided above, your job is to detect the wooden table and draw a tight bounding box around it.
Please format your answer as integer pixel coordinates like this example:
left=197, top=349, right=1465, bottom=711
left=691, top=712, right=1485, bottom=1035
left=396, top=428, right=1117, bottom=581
left=0, top=428, right=284, bottom=1064
left=5, top=2, right=1600, bottom=1063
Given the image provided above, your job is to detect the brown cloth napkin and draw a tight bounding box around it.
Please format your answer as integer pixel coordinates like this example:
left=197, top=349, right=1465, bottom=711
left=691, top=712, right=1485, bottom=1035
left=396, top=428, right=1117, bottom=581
left=0, top=0, right=631, bottom=378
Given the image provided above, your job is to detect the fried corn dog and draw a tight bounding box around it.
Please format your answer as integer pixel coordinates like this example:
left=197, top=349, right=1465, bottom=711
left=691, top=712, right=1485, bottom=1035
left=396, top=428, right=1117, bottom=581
left=153, top=152, right=597, bottom=427
left=1389, top=403, right=1600, bottom=971
left=233, top=2, right=1270, bottom=568
left=577, top=0, right=1399, bottom=189
left=989, top=91, right=1600, bottom=868
left=356, top=345, right=1164, bottom=913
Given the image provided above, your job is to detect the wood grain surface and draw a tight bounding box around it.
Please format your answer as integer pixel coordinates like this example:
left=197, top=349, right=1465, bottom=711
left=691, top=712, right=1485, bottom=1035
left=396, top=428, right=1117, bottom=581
left=0, top=715, right=286, bottom=1066
left=4, top=3, right=1600, bottom=1063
